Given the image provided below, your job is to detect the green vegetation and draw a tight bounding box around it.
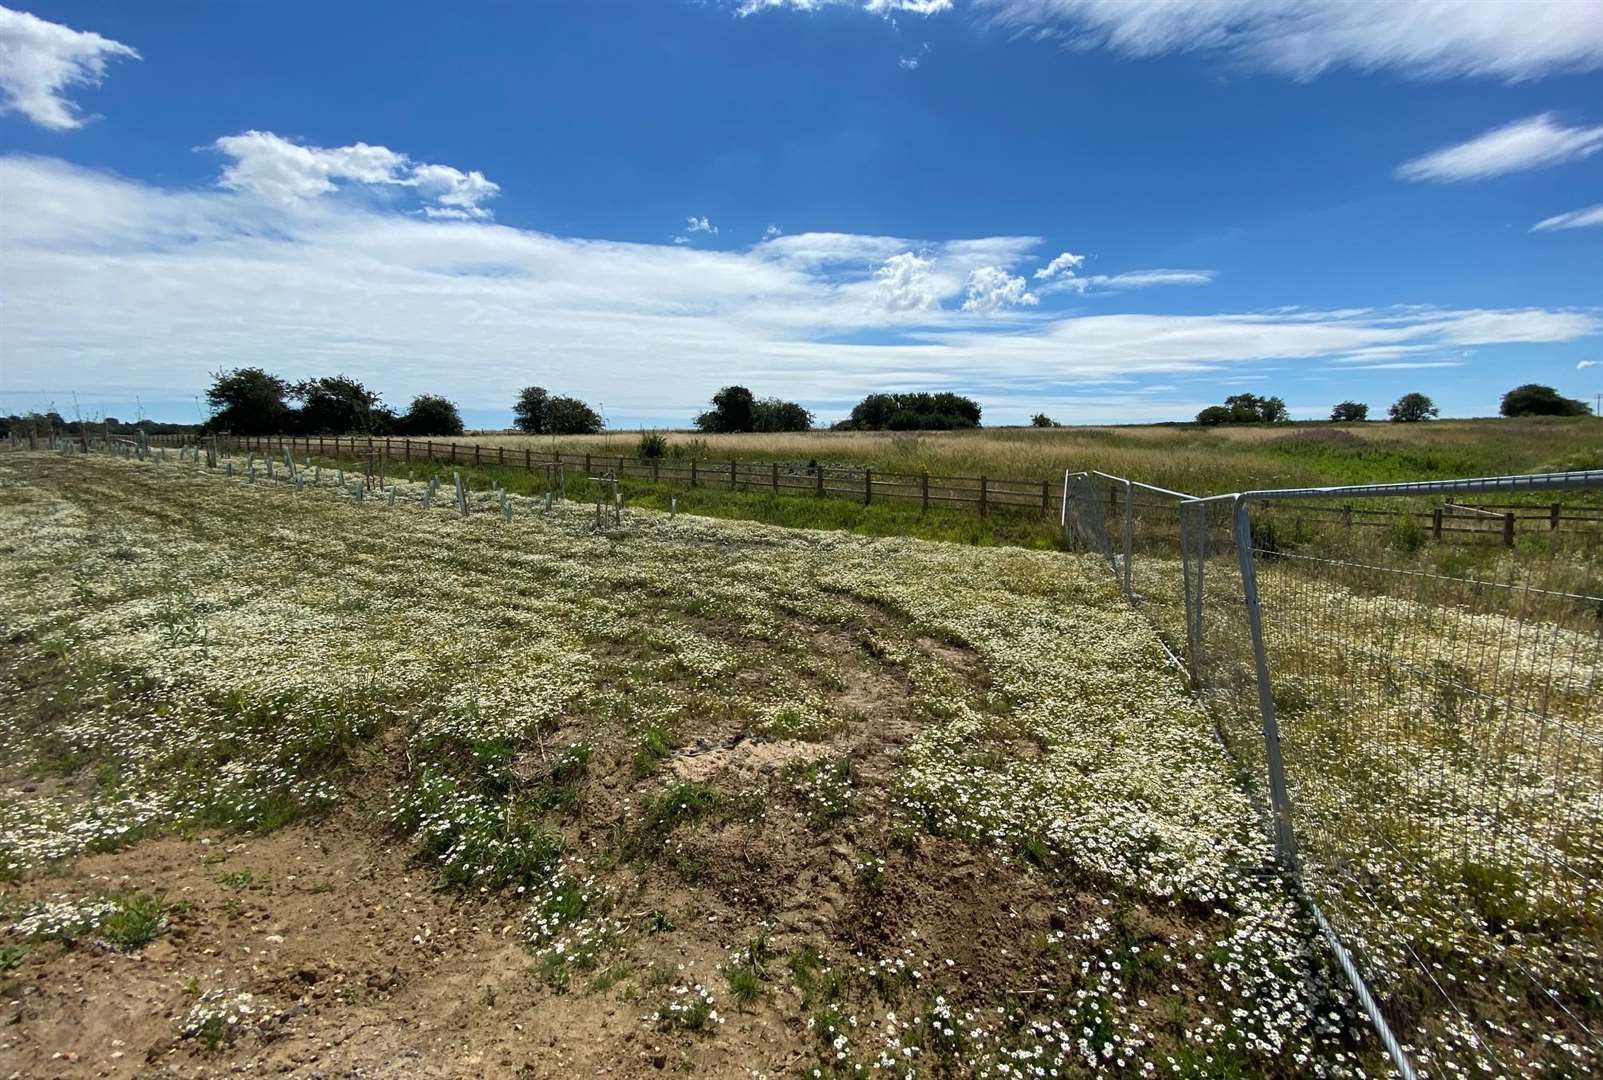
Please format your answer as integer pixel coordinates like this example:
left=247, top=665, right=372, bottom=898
left=1500, top=382, right=1592, bottom=418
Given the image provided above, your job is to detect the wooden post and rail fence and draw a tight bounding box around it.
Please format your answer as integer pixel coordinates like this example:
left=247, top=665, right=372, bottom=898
left=15, top=430, right=1603, bottom=544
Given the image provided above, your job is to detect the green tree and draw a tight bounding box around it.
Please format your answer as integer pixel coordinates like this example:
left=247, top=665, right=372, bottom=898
left=695, top=386, right=757, bottom=433
left=1499, top=383, right=1590, bottom=417
left=1195, top=405, right=1231, bottom=425
left=203, top=367, right=293, bottom=435
left=1222, top=393, right=1289, bottom=423
left=396, top=394, right=465, bottom=436
left=1030, top=413, right=1057, bottom=428
left=293, top=375, right=394, bottom=434
left=1388, top=392, right=1439, bottom=423
left=840, top=392, right=981, bottom=431
left=751, top=397, right=813, bottom=432
left=512, top=387, right=551, bottom=434
left=545, top=395, right=603, bottom=434
left=1330, top=401, right=1369, bottom=422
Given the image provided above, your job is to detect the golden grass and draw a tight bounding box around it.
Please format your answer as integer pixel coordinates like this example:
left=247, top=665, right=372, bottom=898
left=442, top=417, right=1603, bottom=497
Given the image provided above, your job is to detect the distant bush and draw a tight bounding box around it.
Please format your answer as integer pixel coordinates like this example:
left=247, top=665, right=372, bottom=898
left=1499, top=384, right=1590, bottom=418
left=395, top=394, right=465, bottom=436
left=1030, top=413, right=1058, bottom=428
left=752, top=397, right=813, bottom=432
left=835, top=392, right=981, bottom=431
left=638, top=430, right=669, bottom=459
left=1388, top=392, right=1439, bottom=423
left=695, top=386, right=755, bottom=433
left=545, top=396, right=604, bottom=435
left=1330, top=401, right=1369, bottom=422
left=1195, top=393, right=1288, bottom=426
left=695, top=386, right=812, bottom=433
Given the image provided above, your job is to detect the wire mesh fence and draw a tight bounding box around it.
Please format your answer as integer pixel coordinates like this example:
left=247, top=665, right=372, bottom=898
left=1063, top=469, right=1603, bottom=1077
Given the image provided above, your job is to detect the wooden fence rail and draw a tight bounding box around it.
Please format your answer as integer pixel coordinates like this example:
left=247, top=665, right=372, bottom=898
left=69, top=431, right=1603, bottom=544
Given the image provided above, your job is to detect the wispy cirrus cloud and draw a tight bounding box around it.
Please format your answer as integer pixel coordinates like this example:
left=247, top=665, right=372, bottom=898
left=1397, top=114, right=1603, bottom=183
left=1532, top=203, right=1603, bottom=232
left=1, top=155, right=1597, bottom=425
left=975, top=0, right=1603, bottom=82
left=0, top=5, right=138, bottom=130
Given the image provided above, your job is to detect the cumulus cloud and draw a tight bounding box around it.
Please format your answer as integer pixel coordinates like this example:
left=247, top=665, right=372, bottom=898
left=1, top=156, right=1598, bottom=425
left=763, top=224, right=783, bottom=239
left=977, top=0, right=1603, bottom=81
left=873, top=252, right=941, bottom=312
left=685, top=215, right=718, bottom=234
left=213, top=130, right=500, bottom=218
left=1532, top=202, right=1603, bottom=232
left=1397, top=114, right=1603, bottom=182
left=0, top=5, right=138, bottom=130
left=1034, top=251, right=1086, bottom=281
left=961, top=266, right=1038, bottom=314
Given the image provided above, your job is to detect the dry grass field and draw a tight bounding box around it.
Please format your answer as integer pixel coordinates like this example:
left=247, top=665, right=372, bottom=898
left=456, top=416, right=1603, bottom=497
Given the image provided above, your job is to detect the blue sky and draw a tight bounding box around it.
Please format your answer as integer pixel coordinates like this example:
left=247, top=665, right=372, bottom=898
left=1, top=1, right=1600, bottom=429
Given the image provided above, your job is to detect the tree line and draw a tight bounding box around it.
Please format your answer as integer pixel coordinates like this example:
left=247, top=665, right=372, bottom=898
left=201, top=369, right=467, bottom=436
left=13, top=369, right=1589, bottom=441
left=1194, top=384, right=1592, bottom=426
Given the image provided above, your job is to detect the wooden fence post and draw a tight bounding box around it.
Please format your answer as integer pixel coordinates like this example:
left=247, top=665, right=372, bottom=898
left=690, top=459, right=697, bottom=487
left=921, top=472, right=929, bottom=513
left=1040, top=479, right=1048, bottom=514
left=864, top=467, right=872, bottom=505
left=404, top=438, right=411, bottom=463
left=771, top=462, right=778, bottom=493
left=815, top=465, right=823, bottom=497
left=980, top=476, right=988, bottom=517
left=729, top=459, right=737, bottom=490
left=1503, top=512, right=1516, bottom=547
left=475, top=443, right=481, bottom=467
left=653, top=459, right=660, bottom=484
left=584, top=453, right=591, bottom=476
left=524, top=447, right=531, bottom=471
left=1431, top=508, right=1443, bottom=542
left=499, top=446, right=505, bottom=466
left=425, top=440, right=432, bottom=462
left=1551, top=502, right=1561, bottom=530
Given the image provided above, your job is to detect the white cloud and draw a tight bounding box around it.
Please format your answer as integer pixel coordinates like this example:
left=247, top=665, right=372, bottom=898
left=1532, top=202, right=1603, bottom=232
left=961, top=266, right=1038, bottom=314
left=0, top=5, right=138, bottom=130
left=1397, top=114, right=1603, bottom=182
left=873, top=252, right=941, bottom=312
left=1580, top=360, right=1601, bottom=370
left=213, top=130, right=499, bottom=218
left=735, top=0, right=951, bottom=15
left=977, top=0, right=1603, bottom=82
left=1034, top=251, right=1085, bottom=281
left=685, top=215, right=718, bottom=234
left=763, top=224, right=783, bottom=239
left=1039, top=267, right=1216, bottom=294
left=1, top=155, right=1597, bottom=425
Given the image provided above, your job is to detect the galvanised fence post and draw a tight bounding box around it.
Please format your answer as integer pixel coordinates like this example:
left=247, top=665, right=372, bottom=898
left=1121, top=478, right=1134, bottom=599
left=1231, top=495, right=1299, bottom=868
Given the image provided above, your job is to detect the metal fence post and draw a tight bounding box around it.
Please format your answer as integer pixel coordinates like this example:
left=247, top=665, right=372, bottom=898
left=1121, top=478, right=1134, bottom=599
left=1231, top=496, right=1299, bottom=868
left=1179, top=500, right=1205, bottom=688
